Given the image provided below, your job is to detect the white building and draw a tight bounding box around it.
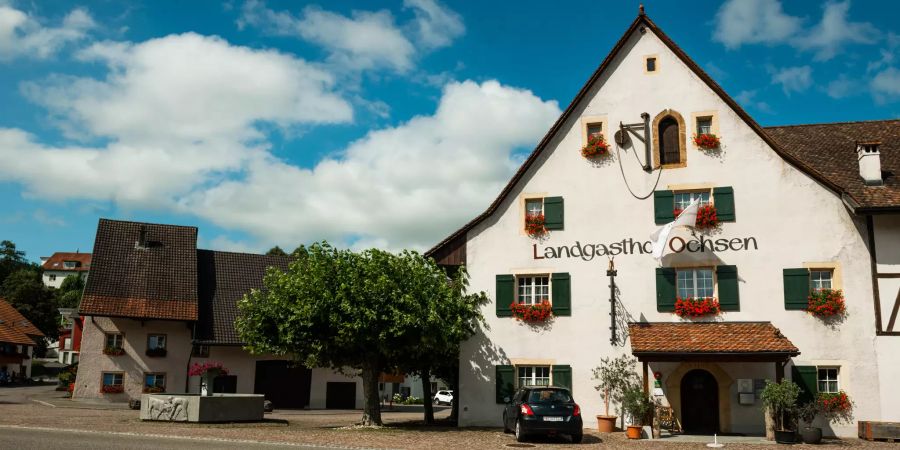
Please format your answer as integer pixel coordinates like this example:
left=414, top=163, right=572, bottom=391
left=40, top=252, right=91, bottom=289
left=426, top=11, right=899, bottom=437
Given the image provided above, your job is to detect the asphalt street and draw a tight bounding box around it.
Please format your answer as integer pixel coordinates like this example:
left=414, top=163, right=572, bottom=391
left=0, top=426, right=364, bottom=450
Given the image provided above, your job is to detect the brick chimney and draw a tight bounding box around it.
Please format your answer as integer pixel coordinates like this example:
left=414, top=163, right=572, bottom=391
left=857, top=141, right=883, bottom=186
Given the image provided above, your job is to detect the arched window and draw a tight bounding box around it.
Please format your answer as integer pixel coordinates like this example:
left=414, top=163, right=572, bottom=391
left=659, top=116, right=680, bottom=164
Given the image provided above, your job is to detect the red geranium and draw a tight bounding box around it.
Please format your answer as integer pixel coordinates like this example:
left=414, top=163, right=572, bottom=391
left=694, top=204, right=719, bottom=229
left=101, top=385, right=124, bottom=394
left=581, top=134, right=610, bottom=158
left=103, top=346, right=125, bottom=356
left=189, top=361, right=230, bottom=377
left=674, top=297, right=721, bottom=317
left=818, top=391, right=853, bottom=423
left=525, top=213, right=546, bottom=237
left=693, top=133, right=720, bottom=149
left=510, top=301, right=553, bottom=322
left=808, top=289, right=845, bottom=317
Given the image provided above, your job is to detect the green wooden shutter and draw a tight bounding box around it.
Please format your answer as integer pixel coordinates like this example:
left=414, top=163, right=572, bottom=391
left=656, top=267, right=677, bottom=312
left=496, top=274, right=514, bottom=317
left=717, top=265, right=740, bottom=311
left=713, top=186, right=735, bottom=222
left=783, top=268, right=810, bottom=310
left=792, top=365, right=818, bottom=405
left=552, top=365, right=572, bottom=391
left=496, top=365, right=515, bottom=403
left=544, top=197, right=564, bottom=230
left=551, top=272, right=571, bottom=316
left=654, top=190, right=675, bottom=224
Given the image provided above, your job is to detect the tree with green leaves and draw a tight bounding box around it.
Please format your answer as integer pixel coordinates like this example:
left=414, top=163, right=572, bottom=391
left=236, top=243, right=485, bottom=426
left=55, top=275, right=86, bottom=308
left=0, top=240, right=28, bottom=284
left=1, top=269, right=58, bottom=339
left=265, top=246, right=287, bottom=256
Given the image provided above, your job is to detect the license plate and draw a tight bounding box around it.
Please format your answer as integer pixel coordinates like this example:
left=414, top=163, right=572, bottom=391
left=542, top=416, right=564, bottom=422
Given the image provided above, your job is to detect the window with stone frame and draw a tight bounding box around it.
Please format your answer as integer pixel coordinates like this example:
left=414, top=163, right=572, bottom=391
left=105, top=333, right=123, bottom=349
left=517, top=275, right=549, bottom=306
left=817, top=367, right=839, bottom=393
left=810, top=270, right=833, bottom=291
left=677, top=268, right=714, bottom=299
left=518, top=366, right=550, bottom=387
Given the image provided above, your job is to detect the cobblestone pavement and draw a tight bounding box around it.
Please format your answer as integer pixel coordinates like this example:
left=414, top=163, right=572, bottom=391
left=0, top=386, right=895, bottom=449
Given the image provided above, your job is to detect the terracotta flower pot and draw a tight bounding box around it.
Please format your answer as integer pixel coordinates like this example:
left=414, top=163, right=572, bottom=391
left=626, top=425, right=642, bottom=439
left=596, top=415, right=617, bottom=432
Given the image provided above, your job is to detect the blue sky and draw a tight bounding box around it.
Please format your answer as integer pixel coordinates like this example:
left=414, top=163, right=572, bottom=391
left=1, top=0, right=898, bottom=263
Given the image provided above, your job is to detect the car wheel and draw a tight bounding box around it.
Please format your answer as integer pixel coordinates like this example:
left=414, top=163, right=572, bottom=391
left=515, top=420, right=527, bottom=442
left=571, top=432, right=583, bottom=444
left=502, top=412, right=511, bottom=433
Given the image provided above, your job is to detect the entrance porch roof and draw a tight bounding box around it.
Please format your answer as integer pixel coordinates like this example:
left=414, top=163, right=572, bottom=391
left=628, top=322, right=799, bottom=362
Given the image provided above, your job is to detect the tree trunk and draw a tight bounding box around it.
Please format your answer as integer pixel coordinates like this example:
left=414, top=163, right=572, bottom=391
left=422, top=369, right=434, bottom=424
left=360, top=365, right=382, bottom=426
left=764, top=405, right=775, bottom=441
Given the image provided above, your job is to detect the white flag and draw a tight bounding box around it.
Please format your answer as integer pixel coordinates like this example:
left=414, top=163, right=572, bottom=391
left=650, top=198, right=700, bottom=259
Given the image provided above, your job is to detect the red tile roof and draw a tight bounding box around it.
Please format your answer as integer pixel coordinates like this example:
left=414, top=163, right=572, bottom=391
left=0, top=299, right=42, bottom=345
left=628, top=322, right=798, bottom=355
left=41, top=252, right=92, bottom=272
left=79, top=219, right=199, bottom=321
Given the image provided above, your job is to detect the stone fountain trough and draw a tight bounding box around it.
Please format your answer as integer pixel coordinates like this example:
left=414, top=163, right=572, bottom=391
left=140, top=393, right=265, bottom=423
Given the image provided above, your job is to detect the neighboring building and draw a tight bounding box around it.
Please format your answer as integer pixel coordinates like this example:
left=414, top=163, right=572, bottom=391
left=73, top=219, right=367, bottom=409
left=55, top=308, right=83, bottom=365
left=41, top=252, right=91, bottom=288
left=0, top=298, right=44, bottom=379
left=427, top=11, right=899, bottom=437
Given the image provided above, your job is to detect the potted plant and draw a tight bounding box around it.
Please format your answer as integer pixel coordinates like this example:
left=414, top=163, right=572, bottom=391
left=621, top=384, right=653, bottom=439
left=525, top=213, right=546, bottom=237
left=510, top=300, right=553, bottom=322
left=674, top=297, right=721, bottom=318
left=693, top=133, right=721, bottom=150
left=592, top=355, right=640, bottom=433
left=694, top=204, right=719, bottom=229
left=807, top=289, right=846, bottom=318
left=796, top=401, right=822, bottom=444
left=760, top=379, right=801, bottom=444
left=581, top=134, right=611, bottom=159
left=819, top=391, right=854, bottom=428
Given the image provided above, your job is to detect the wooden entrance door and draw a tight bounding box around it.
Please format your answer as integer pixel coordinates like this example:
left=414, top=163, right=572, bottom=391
left=680, top=369, right=719, bottom=434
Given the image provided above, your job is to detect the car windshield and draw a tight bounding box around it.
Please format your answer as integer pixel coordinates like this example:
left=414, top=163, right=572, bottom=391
left=527, top=389, right=572, bottom=403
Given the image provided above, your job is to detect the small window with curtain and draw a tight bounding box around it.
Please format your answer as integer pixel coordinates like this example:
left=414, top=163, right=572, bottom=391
left=810, top=270, right=833, bottom=291
left=517, top=275, right=549, bottom=305
left=673, top=191, right=710, bottom=216
left=105, top=333, right=123, bottom=349
left=817, top=368, right=839, bottom=393
left=147, top=334, right=166, bottom=350
left=677, top=268, right=714, bottom=299
left=101, top=372, right=124, bottom=393
left=697, top=117, right=713, bottom=135
left=518, top=366, right=550, bottom=387
left=525, top=198, right=543, bottom=217
left=586, top=123, right=603, bottom=141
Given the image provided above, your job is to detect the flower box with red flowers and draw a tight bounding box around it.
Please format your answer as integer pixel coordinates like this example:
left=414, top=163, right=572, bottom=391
left=189, top=361, right=230, bottom=377
left=581, top=134, right=610, bottom=158
left=510, top=301, right=553, bottom=322
left=817, top=391, right=853, bottom=423
left=695, top=204, right=719, bottom=229
left=101, top=385, right=124, bottom=394
left=807, top=289, right=845, bottom=317
left=693, top=133, right=720, bottom=150
left=143, top=386, right=165, bottom=394
left=525, top=213, right=546, bottom=237
left=103, top=346, right=125, bottom=356
left=674, top=297, right=721, bottom=317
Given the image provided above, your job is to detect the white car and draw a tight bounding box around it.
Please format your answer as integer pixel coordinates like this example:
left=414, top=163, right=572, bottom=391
left=433, top=390, right=453, bottom=405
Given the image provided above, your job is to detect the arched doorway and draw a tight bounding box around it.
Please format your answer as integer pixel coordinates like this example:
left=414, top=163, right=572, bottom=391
left=658, top=116, right=680, bottom=164
left=680, top=369, right=719, bottom=434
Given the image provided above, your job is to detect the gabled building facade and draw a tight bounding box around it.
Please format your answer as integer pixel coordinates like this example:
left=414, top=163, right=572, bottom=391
left=427, top=11, right=900, bottom=437
left=0, top=298, right=44, bottom=379
left=40, top=252, right=91, bottom=289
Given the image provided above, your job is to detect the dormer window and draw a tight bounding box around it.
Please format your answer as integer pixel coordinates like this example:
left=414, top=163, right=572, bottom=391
left=63, top=261, right=78, bottom=269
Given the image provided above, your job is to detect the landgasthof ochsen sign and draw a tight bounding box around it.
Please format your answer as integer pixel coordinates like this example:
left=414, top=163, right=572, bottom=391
left=533, top=235, right=759, bottom=260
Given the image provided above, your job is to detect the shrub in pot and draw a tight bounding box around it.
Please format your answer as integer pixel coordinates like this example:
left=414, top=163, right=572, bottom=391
left=621, top=384, right=654, bottom=439
left=796, top=402, right=822, bottom=444
left=760, top=380, right=800, bottom=444
left=592, top=355, right=640, bottom=432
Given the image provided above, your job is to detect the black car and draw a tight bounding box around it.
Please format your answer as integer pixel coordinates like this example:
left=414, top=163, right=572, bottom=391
left=502, top=386, right=583, bottom=443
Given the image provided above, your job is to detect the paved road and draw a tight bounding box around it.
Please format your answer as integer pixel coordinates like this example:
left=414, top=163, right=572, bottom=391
left=0, top=426, right=368, bottom=450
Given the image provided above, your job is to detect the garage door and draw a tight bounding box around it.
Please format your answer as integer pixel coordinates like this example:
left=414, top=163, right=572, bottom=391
left=254, top=361, right=312, bottom=409
left=325, top=382, right=356, bottom=409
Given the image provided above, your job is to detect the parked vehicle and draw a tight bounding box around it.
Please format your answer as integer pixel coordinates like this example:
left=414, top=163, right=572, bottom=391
left=502, top=386, right=583, bottom=443
left=433, top=390, right=453, bottom=405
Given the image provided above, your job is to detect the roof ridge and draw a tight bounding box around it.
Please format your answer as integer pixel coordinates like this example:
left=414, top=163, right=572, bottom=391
left=99, top=217, right=199, bottom=232
left=765, top=118, right=900, bottom=129
left=198, top=248, right=292, bottom=259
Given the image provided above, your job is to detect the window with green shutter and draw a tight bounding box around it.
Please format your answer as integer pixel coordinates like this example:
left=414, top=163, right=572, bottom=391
left=783, top=268, right=810, bottom=310
left=551, top=272, right=571, bottom=316
left=544, top=197, right=564, bottom=230
left=496, top=365, right=515, bottom=403
left=792, top=365, right=817, bottom=405
left=551, top=365, right=572, bottom=391
left=713, top=186, right=735, bottom=221
left=656, top=267, right=677, bottom=312
left=496, top=274, right=514, bottom=317
left=717, top=265, right=740, bottom=311
left=654, top=190, right=675, bottom=224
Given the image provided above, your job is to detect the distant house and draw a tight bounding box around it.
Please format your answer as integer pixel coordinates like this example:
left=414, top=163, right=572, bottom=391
left=40, top=252, right=91, bottom=289
left=54, top=308, right=83, bottom=365
left=0, top=298, right=44, bottom=379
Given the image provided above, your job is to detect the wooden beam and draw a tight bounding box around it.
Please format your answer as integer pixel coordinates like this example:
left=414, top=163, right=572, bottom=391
left=887, top=289, right=900, bottom=332
left=634, top=352, right=796, bottom=363
left=643, top=361, right=649, bottom=396
left=876, top=273, right=900, bottom=278
left=867, top=216, right=884, bottom=333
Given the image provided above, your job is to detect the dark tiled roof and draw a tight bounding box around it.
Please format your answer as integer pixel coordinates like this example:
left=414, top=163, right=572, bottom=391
left=195, top=250, right=291, bottom=345
left=628, top=322, right=799, bottom=354
left=765, top=120, right=900, bottom=211
left=41, top=252, right=92, bottom=272
left=0, top=299, right=42, bottom=345
left=79, top=219, right=199, bottom=321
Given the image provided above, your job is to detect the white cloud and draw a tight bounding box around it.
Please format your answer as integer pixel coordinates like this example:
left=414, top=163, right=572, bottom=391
left=734, top=89, right=774, bottom=114
left=770, top=65, right=812, bottom=95
left=792, top=1, right=877, bottom=61
left=0, top=4, right=95, bottom=61
left=239, top=1, right=415, bottom=72
left=181, top=80, right=561, bottom=250
left=825, top=75, right=859, bottom=99
left=871, top=67, right=900, bottom=103
left=712, top=0, right=800, bottom=49
left=403, top=0, right=465, bottom=50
